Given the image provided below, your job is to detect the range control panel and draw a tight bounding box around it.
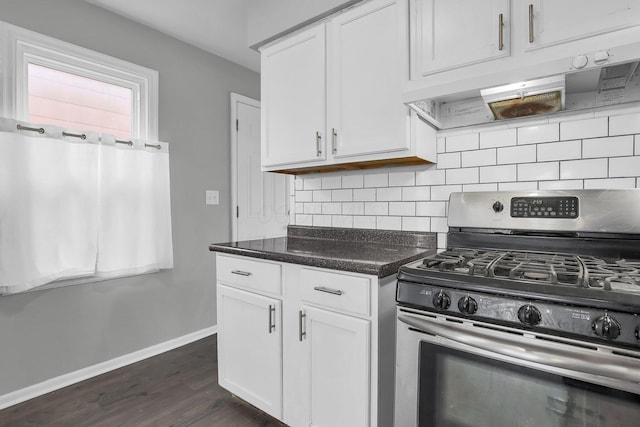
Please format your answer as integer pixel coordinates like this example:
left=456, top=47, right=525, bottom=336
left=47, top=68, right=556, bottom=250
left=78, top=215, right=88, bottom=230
left=510, top=197, right=579, bottom=218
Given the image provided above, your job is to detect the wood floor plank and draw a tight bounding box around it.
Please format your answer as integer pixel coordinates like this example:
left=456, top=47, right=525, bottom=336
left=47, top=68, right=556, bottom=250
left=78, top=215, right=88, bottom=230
left=0, top=335, right=286, bottom=427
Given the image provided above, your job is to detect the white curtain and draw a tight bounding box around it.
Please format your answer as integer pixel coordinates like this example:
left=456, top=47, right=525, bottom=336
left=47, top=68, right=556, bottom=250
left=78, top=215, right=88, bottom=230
left=0, top=118, right=173, bottom=295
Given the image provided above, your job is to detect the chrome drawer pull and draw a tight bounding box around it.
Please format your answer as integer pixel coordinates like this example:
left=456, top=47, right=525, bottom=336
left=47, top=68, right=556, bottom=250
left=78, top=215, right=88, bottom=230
left=313, top=286, right=343, bottom=296
left=299, top=310, right=306, bottom=342
left=231, top=270, right=252, bottom=276
left=268, top=305, right=275, bottom=334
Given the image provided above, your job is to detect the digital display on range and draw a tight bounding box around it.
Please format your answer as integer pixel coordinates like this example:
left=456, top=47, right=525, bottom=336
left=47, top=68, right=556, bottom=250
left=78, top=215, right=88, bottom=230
left=510, top=197, right=579, bottom=218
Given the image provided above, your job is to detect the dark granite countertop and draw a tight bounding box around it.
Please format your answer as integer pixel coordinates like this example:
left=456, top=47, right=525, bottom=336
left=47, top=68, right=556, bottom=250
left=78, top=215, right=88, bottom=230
left=209, top=226, right=437, bottom=278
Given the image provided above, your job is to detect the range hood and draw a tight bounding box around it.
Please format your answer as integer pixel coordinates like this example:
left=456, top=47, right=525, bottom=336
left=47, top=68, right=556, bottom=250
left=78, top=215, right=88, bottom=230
left=406, top=44, right=640, bottom=130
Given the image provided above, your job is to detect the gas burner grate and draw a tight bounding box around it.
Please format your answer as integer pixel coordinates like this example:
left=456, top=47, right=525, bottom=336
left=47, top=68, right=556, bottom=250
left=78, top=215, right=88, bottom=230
left=582, top=258, right=640, bottom=291
left=490, top=252, right=582, bottom=286
left=419, top=248, right=506, bottom=276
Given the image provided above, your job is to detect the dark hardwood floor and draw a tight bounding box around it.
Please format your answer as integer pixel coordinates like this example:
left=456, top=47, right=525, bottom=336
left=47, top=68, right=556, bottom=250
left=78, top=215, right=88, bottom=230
left=0, top=335, right=285, bottom=427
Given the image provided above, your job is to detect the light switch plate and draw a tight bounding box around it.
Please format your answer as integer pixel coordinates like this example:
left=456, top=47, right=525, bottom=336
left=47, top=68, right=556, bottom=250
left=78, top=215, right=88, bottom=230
left=205, top=190, right=219, bottom=205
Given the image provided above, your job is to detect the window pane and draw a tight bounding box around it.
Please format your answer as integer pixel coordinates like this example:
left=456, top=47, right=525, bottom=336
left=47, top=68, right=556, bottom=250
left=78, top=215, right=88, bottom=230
left=28, top=63, right=132, bottom=138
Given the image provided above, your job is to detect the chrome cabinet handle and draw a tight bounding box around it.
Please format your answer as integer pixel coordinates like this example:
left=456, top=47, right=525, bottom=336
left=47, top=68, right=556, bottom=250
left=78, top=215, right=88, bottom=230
left=231, top=270, right=252, bottom=276
left=316, top=131, right=322, bottom=156
left=299, top=310, right=306, bottom=342
left=498, top=13, right=504, bottom=51
left=331, top=128, right=338, bottom=154
left=398, top=313, right=640, bottom=384
left=528, top=4, right=534, bottom=43
left=268, top=304, right=275, bottom=333
left=313, top=286, right=343, bottom=296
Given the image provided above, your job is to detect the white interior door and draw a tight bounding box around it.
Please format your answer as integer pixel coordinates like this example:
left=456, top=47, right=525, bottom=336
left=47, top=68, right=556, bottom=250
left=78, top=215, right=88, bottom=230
left=232, top=94, right=289, bottom=241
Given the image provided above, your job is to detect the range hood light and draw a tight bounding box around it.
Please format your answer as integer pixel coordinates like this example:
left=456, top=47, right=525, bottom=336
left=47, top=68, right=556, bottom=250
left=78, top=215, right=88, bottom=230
left=481, top=75, right=566, bottom=120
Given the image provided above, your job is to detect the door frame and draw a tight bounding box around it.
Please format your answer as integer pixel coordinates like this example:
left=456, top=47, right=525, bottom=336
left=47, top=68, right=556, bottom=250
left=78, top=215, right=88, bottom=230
left=230, top=93, right=261, bottom=241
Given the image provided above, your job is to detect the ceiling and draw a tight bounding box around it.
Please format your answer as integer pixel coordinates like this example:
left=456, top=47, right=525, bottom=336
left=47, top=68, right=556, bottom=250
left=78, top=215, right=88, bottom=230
left=86, top=0, right=260, bottom=72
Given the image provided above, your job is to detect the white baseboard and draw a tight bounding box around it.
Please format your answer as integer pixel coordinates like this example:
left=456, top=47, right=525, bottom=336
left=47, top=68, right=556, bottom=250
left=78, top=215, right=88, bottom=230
left=0, top=326, right=218, bottom=411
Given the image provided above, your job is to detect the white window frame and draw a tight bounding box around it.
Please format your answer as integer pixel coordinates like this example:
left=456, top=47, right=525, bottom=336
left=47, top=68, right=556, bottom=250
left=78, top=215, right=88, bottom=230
left=0, top=21, right=158, bottom=140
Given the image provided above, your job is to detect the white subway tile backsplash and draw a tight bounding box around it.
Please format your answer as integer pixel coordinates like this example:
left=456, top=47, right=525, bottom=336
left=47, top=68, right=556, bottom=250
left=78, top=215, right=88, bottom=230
left=353, top=215, right=376, bottom=229
left=416, top=167, right=446, bottom=185
left=637, top=135, right=639, bottom=155
left=560, top=158, right=608, bottom=179
left=518, top=162, right=559, bottom=181
left=342, top=202, right=365, bottom=215
left=313, top=215, right=332, bottom=227
left=584, top=178, right=636, bottom=189
left=431, top=185, right=462, bottom=201
left=342, top=174, right=364, bottom=188
left=364, top=173, right=389, bottom=188
left=582, top=135, right=634, bottom=158
left=537, top=140, right=581, bottom=161
left=322, top=203, right=342, bottom=215
left=431, top=217, right=449, bottom=233
left=461, top=149, right=496, bottom=167
left=480, top=165, right=517, bottom=183
left=402, top=186, right=430, bottom=201
left=353, top=188, right=376, bottom=201
left=322, top=176, right=342, bottom=189
left=463, top=183, right=498, bottom=192
left=376, top=187, right=402, bottom=201
left=377, top=216, right=402, bottom=230
left=446, top=168, right=479, bottom=184
left=437, top=137, right=446, bottom=153
left=332, top=215, right=353, bottom=228
left=499, top=181, right=538, bottom=191
left=295, top=202, right=304, bottom=214
left=437, top=233, right=447, bottom=250
left=402, top=216, right=430, bottom=232
left=389, top=202, right=416, bottom=216
left=296, top=190, right=313, bottom=202
left=447, top=133, right=479, bottom=152
left=497, top=145, right=536, bottom=164
left=479, top=128, right=516, bottom=148
left=416, top=201, right=447, bottom=217
left=313, top=189, right=332, bottom=202
left=304, top=203, right=322, bottom=214
left=437, top=152, right=461, bottom=169
left=609, top=112, right=640, bottom=136
left=539, top=180, right=583, bottom=190
left=365, top=202, right=389, bottom=216
left=296, top=214, right=312, bottom=226
left=303, top=177, right=322, bottom=190
left=560, top=117, right=607, bottom=140
left=389, top=171, right=416, bottom=187
left=331, top=189, right=353, bottom=202
left=295, top=177, right=304, bottom=190
left=518, top=123, right=559, bottom=145
left=609, top=156, right=640, bottom=177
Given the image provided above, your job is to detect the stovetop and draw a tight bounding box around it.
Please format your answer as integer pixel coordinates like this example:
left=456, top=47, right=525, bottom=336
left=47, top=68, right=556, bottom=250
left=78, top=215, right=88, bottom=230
left=416, top=247, right=640, bottom=294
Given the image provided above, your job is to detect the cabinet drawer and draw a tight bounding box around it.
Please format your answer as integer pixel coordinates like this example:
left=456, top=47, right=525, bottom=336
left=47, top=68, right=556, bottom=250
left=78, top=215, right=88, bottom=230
left=300, top=268, right=370, bottom=316
left=217, top=254, right=282, bottom=295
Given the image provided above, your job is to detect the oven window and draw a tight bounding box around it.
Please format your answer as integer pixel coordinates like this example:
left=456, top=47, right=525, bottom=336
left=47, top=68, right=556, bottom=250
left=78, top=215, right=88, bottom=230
left=418, top=342, right=640, bottom=427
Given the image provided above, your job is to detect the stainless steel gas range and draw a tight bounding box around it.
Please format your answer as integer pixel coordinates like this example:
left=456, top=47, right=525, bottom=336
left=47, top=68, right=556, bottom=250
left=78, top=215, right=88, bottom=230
left=394, top=190, right=640, bottom=427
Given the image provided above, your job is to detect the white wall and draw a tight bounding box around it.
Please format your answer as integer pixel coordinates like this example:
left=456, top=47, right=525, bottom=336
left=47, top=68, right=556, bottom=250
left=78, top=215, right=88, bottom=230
left=291, top=107, right=640, bottom=250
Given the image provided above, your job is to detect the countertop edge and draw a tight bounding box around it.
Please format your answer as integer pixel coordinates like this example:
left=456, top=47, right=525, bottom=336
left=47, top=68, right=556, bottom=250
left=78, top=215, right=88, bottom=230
left=209, top=244, right=435, bottom=278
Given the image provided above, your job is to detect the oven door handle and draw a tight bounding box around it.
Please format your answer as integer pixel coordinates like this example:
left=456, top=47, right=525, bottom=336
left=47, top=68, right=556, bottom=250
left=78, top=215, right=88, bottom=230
left=399, top=313, right=640, bottom=384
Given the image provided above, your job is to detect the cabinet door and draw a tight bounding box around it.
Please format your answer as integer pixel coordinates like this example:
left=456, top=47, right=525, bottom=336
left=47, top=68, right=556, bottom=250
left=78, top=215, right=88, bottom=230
left=217, top=284, right=282, bottom=419
left=525, top=0, right=640, bottom=50
left=327, top=0, right=409, bottom=158
left=302, top=305, right=370, bottom=427
left=261, top=25, right=327, bottom=167
left=411, top=0, right=510, bottom=77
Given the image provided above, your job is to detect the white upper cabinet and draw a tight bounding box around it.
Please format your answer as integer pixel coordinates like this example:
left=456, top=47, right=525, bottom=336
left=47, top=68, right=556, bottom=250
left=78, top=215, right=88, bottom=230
left=261, top=25, right=326, bottom=167
left=524, top=0, right=640, bottom=50
left=411, top=0, right=510, bottom=78
left=328, top=0, right=409, bottom=158
left=261, top=0, right=436, bottom=173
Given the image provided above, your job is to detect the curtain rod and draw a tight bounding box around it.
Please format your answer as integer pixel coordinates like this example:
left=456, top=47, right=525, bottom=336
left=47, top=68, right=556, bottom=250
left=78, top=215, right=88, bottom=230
left=15, top=125, right=161, bottom=149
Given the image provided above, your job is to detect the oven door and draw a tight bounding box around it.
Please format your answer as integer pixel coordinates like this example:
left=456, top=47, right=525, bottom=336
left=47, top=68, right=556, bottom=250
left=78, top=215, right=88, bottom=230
left=395, top=307, right=640, bottom=427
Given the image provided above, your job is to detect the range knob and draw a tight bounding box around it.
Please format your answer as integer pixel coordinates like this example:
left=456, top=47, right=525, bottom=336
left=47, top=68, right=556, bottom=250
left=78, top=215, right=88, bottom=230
left=517, top=304, right=542, bottom=326
left=458, top=296, right=478, bottom=315
left=492, top=201, right=504, bottom=212
left=592, top=314, right=621, bottom=340
left=432, top=290, right=451, bottom=311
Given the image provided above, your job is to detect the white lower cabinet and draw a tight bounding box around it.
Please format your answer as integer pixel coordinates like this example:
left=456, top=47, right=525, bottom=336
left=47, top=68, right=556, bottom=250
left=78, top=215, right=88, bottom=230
left=215, top=253, right=396, bottom=427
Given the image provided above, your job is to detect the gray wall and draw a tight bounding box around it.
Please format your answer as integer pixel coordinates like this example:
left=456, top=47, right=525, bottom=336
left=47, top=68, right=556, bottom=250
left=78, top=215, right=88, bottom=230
left=0, top=0, right=259, bottom=396
left=247, top=0, right=361, bottom=48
